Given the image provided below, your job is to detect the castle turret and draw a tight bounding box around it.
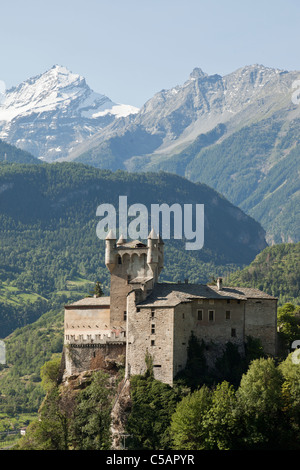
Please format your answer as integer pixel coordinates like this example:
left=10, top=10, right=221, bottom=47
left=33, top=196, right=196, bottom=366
left=105, top=230, right=117, bottom=272
left=116, top=234, right=126, bottom=246
left=147, top=228, right=159, bottom=282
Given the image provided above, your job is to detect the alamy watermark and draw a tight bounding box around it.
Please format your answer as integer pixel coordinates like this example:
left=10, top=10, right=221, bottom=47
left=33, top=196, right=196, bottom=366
left=292, top=80, right=300, bottom=105
left=0, top=340, right=6, bottom=365
left=291, top=340, right=300, bottom=364
left=0, top=80, right=5, bottom=105
left=96, top=196, right=204, bottom=250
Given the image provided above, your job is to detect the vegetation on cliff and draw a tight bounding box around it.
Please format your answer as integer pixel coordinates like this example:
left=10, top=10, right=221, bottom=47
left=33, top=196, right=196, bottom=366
left=13, top=340, right=300, bottom=451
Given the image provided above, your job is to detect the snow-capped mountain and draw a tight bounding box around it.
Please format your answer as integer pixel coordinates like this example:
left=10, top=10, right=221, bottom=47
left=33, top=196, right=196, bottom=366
left=0, top=65, right=139, bottom=161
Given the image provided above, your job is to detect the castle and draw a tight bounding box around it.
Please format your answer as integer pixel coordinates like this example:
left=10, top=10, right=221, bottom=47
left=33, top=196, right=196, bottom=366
left=63, top=230, right=277, bottom=386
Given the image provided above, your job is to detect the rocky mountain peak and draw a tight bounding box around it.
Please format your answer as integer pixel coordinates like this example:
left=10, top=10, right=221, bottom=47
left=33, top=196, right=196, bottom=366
left=189, top=67, right=208, bottom=80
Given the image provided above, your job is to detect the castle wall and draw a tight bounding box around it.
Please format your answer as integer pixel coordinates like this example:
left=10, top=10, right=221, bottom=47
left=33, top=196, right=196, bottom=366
left=64, top=306, right=110, bottom=333
left=64, top=342, right=126, bottom=377
left=173, top=303, right=193, bottom=377
left=64, top=330, right=126, bottom=377
left=244, top=298, right=277, bottom=355
left=173, top=298, right=246, bottom=375
left=191, top=298, right=245, bottom=346
left=126, top=291, right=174, bottom=385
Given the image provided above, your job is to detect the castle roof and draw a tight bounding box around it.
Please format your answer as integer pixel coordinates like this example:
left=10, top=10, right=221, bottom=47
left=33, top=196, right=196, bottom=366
left=105, top=230, right=116, bottom=240
left=148, top=228, right=158, bottom=239
left=65, top=296, right=110, bottom=309
left=117, top=239, right=147, bottom=249
left=136, top=283, right=276, bottom=307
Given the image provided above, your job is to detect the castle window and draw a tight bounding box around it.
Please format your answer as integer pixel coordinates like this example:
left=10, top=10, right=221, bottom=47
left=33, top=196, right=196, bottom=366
left=227, top=299, right=230, bottom=304
left=93, top=351, right=96, bottom=358
left=118, top=255, right=122, bottom=264
left=151, top=340, right=155, bottom=346
left=225, top=310, right=231, bottom=320
left=197, top=309, right=203, bottom=321
left=137, top=308, right=140, bottom=312
left=182, top=313, right=185, bottom=319
left=123, top=311, right=127, bottom=321
left=153, top=364, right=161, bottom=368
left=231, top=328, right=237, bottom=337
left=151, top=309, right=155, bottom=318
left=151, top=324, right=155, bottom=334
left=237, top=300, right=241, bottom=304
left=208, top=310, right=214, bottom=322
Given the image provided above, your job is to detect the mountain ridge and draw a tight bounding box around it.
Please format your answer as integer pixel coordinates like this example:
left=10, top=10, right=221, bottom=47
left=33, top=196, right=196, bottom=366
left=66, top=64, right=299, bottom=244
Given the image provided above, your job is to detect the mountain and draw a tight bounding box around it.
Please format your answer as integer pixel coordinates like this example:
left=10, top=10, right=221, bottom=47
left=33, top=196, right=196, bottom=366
left=1, top=65, right=298, bottom=243
left=226, top=242, right=300, bottom=306
left=0, top=65, right=139, bottom=162
left=0, top=162, right=267, bottom=337
left=63, top=64, right=300, bottom=244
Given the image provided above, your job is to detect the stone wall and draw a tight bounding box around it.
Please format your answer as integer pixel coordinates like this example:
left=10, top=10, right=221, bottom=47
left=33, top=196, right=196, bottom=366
left=110, top=252, right=152, bottom=327
left=64, top=341, right=126, bottom=377
left=191, top=298, right=246, bottom=346
left=173, top=298, right=246, bottom=374
left=64, top=305, right=110, bottom=333
left=245, top=298, right=277, bottom=355
left=126, top=291, right=174, bottom=385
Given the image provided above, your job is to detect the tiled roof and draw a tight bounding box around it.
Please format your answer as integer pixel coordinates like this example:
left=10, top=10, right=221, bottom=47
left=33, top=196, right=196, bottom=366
left=65, top=296, right=110, bottom=308
left=137, top=283, right=276, bottom=307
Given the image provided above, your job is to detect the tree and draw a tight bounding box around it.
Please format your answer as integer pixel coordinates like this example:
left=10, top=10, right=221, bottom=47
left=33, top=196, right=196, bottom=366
left=277, top=303, right=300, bottom=356
left=40, top=355, right=61, bottom=392
left=16, top=386, right=73, bottom=450
left=236, top=357, right=284, bottom=449
left=89, top=281, right=104, bottom=297
left=202, top=381, right=240, bottom=450
left=170, top=386, right=212, bottom=450
left=71, top=371, right=112, bottom=450
left=126, top=373, right=181, bottom=450
left=278, top=352, right=300, bottom=449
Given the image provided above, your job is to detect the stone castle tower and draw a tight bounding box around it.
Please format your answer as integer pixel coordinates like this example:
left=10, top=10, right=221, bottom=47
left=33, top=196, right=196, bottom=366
left=105, top=228, right=164, bottom=328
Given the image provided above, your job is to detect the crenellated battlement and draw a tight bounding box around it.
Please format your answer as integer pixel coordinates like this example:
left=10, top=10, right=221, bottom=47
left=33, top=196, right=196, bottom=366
left=65, top=330, right=126, bottom=345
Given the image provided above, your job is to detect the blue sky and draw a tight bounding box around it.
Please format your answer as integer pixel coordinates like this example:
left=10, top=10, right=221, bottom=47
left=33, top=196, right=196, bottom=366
left=1, top=0, right=300, bottom=107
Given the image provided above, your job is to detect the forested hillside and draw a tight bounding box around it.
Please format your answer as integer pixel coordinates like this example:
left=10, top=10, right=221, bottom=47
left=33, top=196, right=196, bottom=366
left=226, top=242, right=300, bottom=305
left=0, top=140, right=39, bottom=164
